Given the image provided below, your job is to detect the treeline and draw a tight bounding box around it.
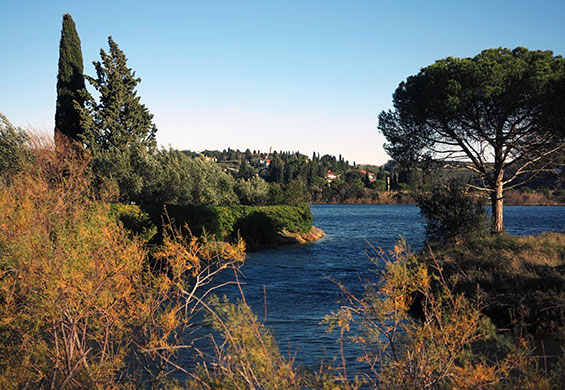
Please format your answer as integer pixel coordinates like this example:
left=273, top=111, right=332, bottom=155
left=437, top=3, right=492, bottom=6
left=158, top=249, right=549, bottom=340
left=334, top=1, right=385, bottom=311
left=0, top=14, right=321, bottom=255
left=183, top=148, right=564, bottom=204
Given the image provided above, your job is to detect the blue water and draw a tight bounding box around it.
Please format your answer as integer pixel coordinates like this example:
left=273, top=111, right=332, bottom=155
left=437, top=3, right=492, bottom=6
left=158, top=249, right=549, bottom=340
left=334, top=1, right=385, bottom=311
left=187, top=205, right=565, bottom=371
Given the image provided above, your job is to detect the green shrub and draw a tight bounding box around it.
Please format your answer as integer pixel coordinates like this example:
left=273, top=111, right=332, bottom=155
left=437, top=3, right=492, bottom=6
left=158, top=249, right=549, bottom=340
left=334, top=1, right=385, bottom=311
left=0, top=114, right=31, bottom=184
left=398, top=182, right=411, bottom=191
left=234, top=176, right=270, bottom=205
left=416, top=186, right=487, bottom=244
left=109, top=203, right=157, bottom=242
left=538, top=187, right=551, bottom=197
left=143, top=204, right=313, bottom=247
left=372, top=179, right=387, bottom=191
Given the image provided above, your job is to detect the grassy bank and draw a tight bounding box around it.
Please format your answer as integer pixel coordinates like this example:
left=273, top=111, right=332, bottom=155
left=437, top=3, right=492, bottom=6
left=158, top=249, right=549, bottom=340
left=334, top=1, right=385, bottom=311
left=420, top=232, right=565, bottom=335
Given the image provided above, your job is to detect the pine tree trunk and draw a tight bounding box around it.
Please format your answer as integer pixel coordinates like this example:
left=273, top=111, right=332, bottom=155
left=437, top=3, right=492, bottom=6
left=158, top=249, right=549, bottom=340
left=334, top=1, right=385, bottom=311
left=491, top=177, right=504, bottom=234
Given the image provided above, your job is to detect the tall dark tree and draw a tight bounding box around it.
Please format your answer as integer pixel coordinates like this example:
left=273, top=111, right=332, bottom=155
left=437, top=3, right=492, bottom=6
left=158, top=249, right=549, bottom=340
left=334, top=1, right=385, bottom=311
left=55, top=14, right=86, bottom=146
left=80, top=36, right=158, bottom=202
left=81, top=36, right=156, bottom=152
left=379, top=47, right=565, bottom=233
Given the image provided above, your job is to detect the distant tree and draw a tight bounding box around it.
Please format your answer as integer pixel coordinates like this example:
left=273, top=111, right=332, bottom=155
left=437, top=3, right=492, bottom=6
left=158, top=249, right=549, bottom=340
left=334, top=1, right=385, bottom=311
left=79, top=37, right=157, bottom=202
left=379, top=47, right=565, bottom=233
left=267, top=184, right=285, bottom=205
left=372, top=179, right=386, bottom=192
left=283, top=180, right=311, bottom=205
left=54, top=14, right=86, bottom=148
left=268, top=157, right=285, bottom=183
left=344, top=170, right=364, bottom=183
left=143, top=150, right=238, bottom=206
left=234, top=176, right=270, bottom=205
left=238, top=157, right=256, bottom=180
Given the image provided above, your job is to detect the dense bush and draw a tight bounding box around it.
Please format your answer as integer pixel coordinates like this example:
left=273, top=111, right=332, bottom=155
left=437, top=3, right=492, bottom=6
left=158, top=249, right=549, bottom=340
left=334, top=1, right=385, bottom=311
left=142, top=149, right=238, bottom=206
left=145, top=203, right=314, bottom=247
left=233, top=176, right=270, bottom=205
left=0, top=113, right=31, bottom=184
left=416, top=185, right=488, bottom=243
left=0, top=144, right=245, bottom=389
left=325, top=241, right=560, bottom=389
left=109, top=203, right=157, bottom=242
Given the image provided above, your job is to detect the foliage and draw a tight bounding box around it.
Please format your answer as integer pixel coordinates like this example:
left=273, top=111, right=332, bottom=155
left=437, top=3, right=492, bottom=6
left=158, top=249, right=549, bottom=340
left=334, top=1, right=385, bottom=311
left=142, top=149, right=238, bottom=206
left=55, top=14, right=86, bottom=145
left=416, top=185, right=488, bottom=243
left=145, top=204, right=314, bottom=248
left=279, top=180, right=312, bottom=205
left=379, top=47, right=565, bottom=232
left=0, top=143, right=245, bottom=389
left=0, top=113, right=31, bottom=183
left=79, top=36, right=157, bottom=202
left=90, top=143, right=157, bottom=203
left=237, top=157, right=257, bottom=180
left=109, top=203, right=157, bottom=242
left=324, top=241, right=559, bottom=389
left=234, top=176, right=270, bottom=205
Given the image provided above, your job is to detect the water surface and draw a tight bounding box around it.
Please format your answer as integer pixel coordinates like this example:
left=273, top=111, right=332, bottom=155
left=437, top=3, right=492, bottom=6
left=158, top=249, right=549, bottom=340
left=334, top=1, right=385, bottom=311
left=192, top=205, right=565, bottom=370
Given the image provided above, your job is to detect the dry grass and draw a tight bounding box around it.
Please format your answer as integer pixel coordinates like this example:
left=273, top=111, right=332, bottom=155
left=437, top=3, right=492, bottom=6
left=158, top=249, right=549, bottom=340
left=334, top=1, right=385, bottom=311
left=422, top=232, right=565, bottom=334
left=505, top=190, right=563, bottom=206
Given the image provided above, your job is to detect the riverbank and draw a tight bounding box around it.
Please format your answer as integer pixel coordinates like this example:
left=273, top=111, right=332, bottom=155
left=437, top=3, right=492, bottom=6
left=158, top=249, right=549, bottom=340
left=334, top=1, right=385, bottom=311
left=312, top=189, right=565, bottom=206
left=115, top=203, right=323, bottom=251
left=275, top=226, right=325, bottom=245
left=420, top=231, right=565, bottom=336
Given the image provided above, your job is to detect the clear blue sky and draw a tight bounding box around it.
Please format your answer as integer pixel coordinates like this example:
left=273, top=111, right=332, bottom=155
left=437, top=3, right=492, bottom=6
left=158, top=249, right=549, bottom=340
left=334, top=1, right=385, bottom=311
left=2, top=0, right=564, bottom=165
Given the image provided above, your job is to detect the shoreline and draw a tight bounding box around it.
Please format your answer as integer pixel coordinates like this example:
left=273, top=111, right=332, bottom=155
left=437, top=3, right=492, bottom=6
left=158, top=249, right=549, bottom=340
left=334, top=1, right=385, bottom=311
left=310, top=201, right=565, bottom=207
left=246, top=226, right=326, bottom=251
left=310, top=189, right=565, bottom=207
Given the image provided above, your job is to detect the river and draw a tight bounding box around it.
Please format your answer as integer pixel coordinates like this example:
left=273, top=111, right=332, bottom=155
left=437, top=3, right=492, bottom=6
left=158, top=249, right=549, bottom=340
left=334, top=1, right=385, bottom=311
left=186, top=205, right=565, bottom=372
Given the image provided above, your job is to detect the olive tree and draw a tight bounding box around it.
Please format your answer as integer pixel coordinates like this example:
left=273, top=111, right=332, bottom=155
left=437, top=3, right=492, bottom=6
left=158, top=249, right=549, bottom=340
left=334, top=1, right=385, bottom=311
left=379, top=47, right=565, bottom=233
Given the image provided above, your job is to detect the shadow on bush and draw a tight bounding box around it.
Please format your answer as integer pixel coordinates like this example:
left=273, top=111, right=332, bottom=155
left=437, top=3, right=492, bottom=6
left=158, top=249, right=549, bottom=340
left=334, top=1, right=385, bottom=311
left=233, top=211, right=279, bottom=248
left=140, top=203, right=314, bottom=249
left=415, top=185, right=488, bottom=244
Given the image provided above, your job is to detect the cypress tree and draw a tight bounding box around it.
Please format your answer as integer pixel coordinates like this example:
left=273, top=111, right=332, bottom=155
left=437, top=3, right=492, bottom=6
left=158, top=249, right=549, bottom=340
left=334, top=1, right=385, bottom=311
left=55, top=14, right=86, bottom=145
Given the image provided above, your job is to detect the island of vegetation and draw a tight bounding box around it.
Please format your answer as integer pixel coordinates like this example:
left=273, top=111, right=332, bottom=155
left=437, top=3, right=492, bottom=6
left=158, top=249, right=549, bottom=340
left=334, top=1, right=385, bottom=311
left=0, top=13, right=564, bottom=390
